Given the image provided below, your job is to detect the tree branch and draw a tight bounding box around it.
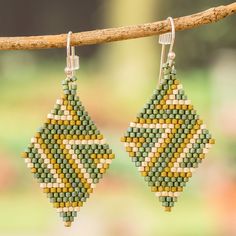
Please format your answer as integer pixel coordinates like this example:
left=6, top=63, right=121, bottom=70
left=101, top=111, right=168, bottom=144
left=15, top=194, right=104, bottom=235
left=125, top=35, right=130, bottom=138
left=0, top=2, right=235, bottom=50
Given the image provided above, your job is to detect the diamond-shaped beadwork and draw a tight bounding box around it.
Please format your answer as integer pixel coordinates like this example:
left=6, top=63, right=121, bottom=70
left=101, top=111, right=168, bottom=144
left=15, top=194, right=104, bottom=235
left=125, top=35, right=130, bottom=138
left=121, top=61, right=215, bottom=211
left=21, top=77, right=114, bottom=227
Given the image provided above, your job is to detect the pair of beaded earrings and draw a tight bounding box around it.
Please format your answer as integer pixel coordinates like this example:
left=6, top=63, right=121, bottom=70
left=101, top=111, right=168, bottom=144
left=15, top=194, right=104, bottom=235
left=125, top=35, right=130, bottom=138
left=21, top=18, right=215, bottom=227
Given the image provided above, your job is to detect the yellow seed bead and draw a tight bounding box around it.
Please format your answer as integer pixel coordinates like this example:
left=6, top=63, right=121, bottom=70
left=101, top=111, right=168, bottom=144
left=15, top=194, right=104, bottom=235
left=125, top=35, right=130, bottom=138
left=158, top=186, right=164, bottom=191
left=151, top=186, right=157, bottom=192
left=174, top=124, right=180, bottom=129
left=103, top=163, right=109, bottom=169
left=186, top=172, right=192, bottom=178
left=38, top=138, right=43, bottom=144
left=165, top=187, right=170, bottom=191
left=171, top=84, right=177, bottom=89
left=165, top=138, right=171, bottom=144
left=209, top=139, right=215, bottom=144
left=177, top=187, right=183, bottom=192
left=76, top=120, right=81, bottom=125
left=140, top=118, right=145, bottom=124
left=67, top=105, right=73, bottom=110
left=164, top=167, right=170, bottom=172
left=151, top=157, right=157, bottom=163
left=172, top=119, right=177, bottom=124
left=168, top=172, right=173, bottom=177
left=98, top=134, right=104, bottom=140
left=141, top=172, right=147, bottom=177
left=155, top=152, right=160, bottom=158
left=43, top=188, right=49, bottom=193
left=165, top=207, right=172, bottom=212
left=136, top=143, right=142, bottom=147
left=72, top=163, right=77, bottom=169
left=21, top=152, right=27, bottom=158
left=97, top=154, right=102, bottom=159
left=176, top=104, right=181, bottom=110
left=87, top=188, right=93, bottom=194
left=174, top=79, right=180, bottom=85
left=188, top=104, right=193, bottom=110
left=180, top=172, right=185, bottom=177
left=129, top=152, right=135, bottom=157
left=153, top=119, right=158, bottom=124
left=54, top=163, right=60, bottom=169
left=63, top=188, right=67, bottom=192
left=64, top=120, right=69, bottom=125
left=168, top=162, right=173, bottom=168
left=171, top=187, right=177, bottom=192
left=56, top=188, right=61, bottom=193
left=199, top=153, right=205, bottom=159
left=161, top=172, right=167, bottom=177
left=120, top=137, right=126, bottom=142
left=174, top=172, right=179, bottom=177
left=53, top=202, right=59, bottom=208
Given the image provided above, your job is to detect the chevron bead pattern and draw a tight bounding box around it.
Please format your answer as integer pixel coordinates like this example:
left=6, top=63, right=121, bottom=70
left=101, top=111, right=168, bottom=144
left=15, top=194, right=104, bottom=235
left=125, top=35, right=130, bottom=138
left=21, top=77, right=114, bottom=227
left=121, top=61, right=215, bottom=211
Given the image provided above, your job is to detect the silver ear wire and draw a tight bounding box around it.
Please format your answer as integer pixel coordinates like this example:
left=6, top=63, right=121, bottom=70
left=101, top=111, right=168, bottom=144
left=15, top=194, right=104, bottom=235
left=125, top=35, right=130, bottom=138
left=158, top=17, right=176, bottom=86
left=167, top=17, right=175, bottom=63
left=65, top=31, right=79, bottom=79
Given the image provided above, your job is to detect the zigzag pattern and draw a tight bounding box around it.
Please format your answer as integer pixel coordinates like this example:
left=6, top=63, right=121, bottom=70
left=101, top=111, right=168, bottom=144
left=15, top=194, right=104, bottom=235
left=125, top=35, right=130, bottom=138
left=121, top=62, right=215, bottom=211
left=22, top=77, right=114, bottom=226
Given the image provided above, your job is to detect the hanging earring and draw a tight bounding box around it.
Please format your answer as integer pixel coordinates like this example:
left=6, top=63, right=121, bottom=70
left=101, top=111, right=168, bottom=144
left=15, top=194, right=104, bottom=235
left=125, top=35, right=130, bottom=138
left=121, top=17, right=215, bottom=211
left=21, top=31, right=115, bottom=227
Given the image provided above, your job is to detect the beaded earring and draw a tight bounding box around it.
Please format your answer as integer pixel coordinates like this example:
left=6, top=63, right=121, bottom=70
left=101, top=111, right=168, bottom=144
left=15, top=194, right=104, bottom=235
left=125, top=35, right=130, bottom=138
left=21, top=32, right=115, bottom=227
left=121, top=17, right=215, bottom=211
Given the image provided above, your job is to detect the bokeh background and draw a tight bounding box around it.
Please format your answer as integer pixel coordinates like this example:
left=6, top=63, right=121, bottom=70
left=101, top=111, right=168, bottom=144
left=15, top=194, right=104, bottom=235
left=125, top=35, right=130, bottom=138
left=0, top=1, right=236, bottom=236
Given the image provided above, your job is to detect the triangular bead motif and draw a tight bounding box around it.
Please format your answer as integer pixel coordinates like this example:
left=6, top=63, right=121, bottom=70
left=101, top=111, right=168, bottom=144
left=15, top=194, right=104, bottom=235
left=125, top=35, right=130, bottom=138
left=22, top=77, right=114, bottom=226
left=121, top=62, right=215, bottom=211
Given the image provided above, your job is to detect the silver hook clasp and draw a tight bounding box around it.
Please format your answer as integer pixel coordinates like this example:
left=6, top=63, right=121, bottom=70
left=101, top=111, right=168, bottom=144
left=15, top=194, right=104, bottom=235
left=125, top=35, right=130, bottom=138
left=166, top=17, right=175, bottom=63
left=158, top=17, right=176, bottom=86
left=65, top=31, right=79, bottom=78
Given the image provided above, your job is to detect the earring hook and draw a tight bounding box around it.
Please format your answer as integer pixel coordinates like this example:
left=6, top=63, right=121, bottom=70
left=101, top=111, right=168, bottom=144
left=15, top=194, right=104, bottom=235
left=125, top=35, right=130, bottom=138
left=65, top=31, right=79, bottom=79
left=158, top=17, right=176, bottom=86
left=167, top=17, right=175, bottom=63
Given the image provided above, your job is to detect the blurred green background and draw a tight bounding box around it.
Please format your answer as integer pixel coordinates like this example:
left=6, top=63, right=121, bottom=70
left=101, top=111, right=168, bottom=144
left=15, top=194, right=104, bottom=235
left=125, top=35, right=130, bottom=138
left=0, top=1, right=236, bottom=236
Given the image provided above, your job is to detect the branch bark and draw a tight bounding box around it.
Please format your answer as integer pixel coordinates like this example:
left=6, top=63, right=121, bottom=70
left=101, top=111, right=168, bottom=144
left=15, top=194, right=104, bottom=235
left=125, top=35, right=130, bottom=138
left=0, top=2, right=235, bottom=50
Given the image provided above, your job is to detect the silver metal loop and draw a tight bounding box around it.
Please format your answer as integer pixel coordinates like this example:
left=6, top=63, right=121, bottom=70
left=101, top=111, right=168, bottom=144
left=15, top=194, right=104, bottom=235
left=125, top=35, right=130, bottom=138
left=167, top=17, right=175, bottom=56
left=67, top=31, right=72, bottom=59
left=65, top=31, right=79, bottom=79
left=157, top=16, right=176, bottom=86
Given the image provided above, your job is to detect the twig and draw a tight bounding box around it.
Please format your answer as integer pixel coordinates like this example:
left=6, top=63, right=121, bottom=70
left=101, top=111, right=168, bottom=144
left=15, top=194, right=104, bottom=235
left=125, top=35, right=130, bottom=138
left=0, top=2, right=235, bottom=50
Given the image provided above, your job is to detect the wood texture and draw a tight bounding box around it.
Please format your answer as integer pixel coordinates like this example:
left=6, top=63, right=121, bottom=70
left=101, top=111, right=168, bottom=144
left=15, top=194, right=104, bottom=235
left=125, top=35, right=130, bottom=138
left=0, top=2, right=235, bottom=50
